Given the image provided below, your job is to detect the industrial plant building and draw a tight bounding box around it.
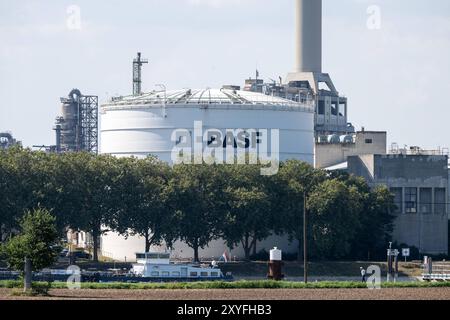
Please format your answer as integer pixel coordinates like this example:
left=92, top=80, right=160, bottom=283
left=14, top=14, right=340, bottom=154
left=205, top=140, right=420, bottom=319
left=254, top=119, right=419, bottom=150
left=54, top=89, right=98, bottom=154
left=0, top=132, right=21, bottom=150
left=347, top=152, right=449, bottom=255
left=315, top=130, right=387, bottom=169
left=96, top=0, right=332, bottom=260
left=54, top=0, right=448, bottom=260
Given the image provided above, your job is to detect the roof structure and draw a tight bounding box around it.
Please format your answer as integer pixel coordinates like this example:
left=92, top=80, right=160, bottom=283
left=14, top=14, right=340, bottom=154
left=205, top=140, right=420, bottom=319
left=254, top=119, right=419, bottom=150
left=106, top=88, right=313, bottom=109
left=324, top=161, right=348, bottom=171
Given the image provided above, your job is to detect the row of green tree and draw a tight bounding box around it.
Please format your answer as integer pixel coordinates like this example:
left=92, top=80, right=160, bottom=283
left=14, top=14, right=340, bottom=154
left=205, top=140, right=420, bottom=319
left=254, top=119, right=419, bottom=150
left=0, top=147, right=396, bottom=262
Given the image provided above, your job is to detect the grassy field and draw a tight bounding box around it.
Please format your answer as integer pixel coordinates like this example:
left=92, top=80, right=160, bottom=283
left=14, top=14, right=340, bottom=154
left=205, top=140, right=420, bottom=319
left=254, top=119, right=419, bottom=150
left=1, top=279, right=449, bottom=290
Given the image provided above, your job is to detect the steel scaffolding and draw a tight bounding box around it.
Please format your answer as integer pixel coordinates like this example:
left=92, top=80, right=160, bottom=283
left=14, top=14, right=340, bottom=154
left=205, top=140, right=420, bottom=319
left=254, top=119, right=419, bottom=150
left=79, top=95, right=99, bottom=154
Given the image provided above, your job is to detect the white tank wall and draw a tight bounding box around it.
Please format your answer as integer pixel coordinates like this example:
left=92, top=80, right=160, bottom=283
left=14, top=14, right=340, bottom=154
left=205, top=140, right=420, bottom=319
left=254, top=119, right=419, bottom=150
left=101, top=229, right=299, bottom=263
left=99, top=102, right=313, bottom=260
left=101, top=105, right=314, bottom=163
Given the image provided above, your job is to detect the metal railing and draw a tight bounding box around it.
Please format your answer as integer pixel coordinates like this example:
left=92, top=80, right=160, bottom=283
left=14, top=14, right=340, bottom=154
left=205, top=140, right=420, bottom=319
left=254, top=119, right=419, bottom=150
left=422, top=259, right=450, bottom=281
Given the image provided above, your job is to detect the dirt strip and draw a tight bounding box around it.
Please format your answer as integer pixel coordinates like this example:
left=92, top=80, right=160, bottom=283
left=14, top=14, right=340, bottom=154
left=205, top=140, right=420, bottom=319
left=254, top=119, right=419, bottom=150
left=0, top=287, right=449, bottom=300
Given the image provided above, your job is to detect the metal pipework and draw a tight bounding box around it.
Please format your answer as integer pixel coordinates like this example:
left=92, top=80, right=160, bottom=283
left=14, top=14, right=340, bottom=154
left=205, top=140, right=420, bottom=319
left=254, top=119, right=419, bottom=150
left=295, top=0, right=322, bottom=73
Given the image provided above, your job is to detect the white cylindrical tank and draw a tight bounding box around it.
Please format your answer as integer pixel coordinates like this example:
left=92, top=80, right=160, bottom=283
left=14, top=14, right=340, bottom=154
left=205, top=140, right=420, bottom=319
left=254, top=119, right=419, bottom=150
left=99, top=88, right=315, bottom=260
left=295, top=0, right=322, bottom=73
left=270, top=247, right=282, bottom=261
left=101, top=89, right=314, bottom=164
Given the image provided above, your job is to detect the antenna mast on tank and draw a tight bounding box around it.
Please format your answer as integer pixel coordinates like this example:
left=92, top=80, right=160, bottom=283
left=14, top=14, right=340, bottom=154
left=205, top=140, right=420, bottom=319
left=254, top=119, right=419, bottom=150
left=133, top=52, right=148, bottom=96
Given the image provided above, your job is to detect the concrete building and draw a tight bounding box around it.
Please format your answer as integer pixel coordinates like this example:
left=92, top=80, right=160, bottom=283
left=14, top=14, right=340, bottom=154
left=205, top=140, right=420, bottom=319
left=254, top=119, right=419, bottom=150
left=315, top=130, right=387, bottom=169
left=347, top=153, right=449, bottom=255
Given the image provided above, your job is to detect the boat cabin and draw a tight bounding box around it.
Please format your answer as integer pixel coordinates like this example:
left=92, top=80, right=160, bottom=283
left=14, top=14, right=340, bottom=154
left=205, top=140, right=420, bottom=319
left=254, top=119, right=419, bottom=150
left=131, top=251, right=225, bottom=279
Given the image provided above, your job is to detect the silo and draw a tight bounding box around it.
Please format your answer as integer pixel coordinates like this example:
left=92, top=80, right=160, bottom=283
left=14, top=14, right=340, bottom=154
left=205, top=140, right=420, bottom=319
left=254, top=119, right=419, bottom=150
left=100, top=89, right=315, bottom=164
left=99, top=88, right=315, bottom=261
left=60, top=97, right=79, bottom=151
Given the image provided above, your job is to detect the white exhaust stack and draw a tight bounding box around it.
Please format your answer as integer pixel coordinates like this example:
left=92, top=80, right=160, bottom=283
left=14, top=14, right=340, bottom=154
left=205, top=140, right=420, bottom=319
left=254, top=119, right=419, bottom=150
left=295, top=0, right=322, bottom=74
left=286, top=0, right=353, bottom=136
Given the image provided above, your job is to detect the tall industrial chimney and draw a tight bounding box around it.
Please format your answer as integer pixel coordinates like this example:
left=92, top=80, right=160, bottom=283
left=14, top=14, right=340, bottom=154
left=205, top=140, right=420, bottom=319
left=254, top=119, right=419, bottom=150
left=286, top=0, right=354, bottom=136
left=295, top=0, right=322, bottom=73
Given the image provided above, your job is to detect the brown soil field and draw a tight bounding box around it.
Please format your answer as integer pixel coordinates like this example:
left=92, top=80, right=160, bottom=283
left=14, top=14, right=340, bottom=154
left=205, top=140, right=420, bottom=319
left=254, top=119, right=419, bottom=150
left=1, top=287, right=449, bottom=300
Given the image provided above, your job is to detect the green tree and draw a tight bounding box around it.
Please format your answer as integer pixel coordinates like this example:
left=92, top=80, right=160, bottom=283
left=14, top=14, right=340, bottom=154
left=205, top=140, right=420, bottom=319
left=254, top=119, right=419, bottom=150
left=0, top=149, right=12, bottom=242
left=307, top=179, right=363, bottom=259
left=1, top=208, right=59, bottom=290
left=57, top=152, right=120, bottom=262
left=0, top=147, right=56, bottom=242
left=112, top=156, right=177, bottom=252
left=220, top=164, right=272, bottom=261
left=169, top=164, right=224, bottom=262
left=352, top=185, right=396, bottom=260
left=328, top=172, right=396, bottom=260
left=273, top=160, right=326, bottom=261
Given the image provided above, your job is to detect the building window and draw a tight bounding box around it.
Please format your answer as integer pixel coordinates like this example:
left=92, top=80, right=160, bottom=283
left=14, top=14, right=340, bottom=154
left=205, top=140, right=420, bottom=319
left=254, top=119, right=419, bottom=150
left=365, top=139, right=373, bottom=144
left=339, top=102, right=346, bottom=117
left=390, top=188, right=403, bottom=214
left=159, top=253, right=170, bottom=259
left=318, top=100, right=325, bottom=115
left=405, top=187, right=417, bottom=213
left=435, top=188, right=446, bottom=214
left=419, top=188, right=432, bottom=214
left=331, top=101, right=338, bottom=116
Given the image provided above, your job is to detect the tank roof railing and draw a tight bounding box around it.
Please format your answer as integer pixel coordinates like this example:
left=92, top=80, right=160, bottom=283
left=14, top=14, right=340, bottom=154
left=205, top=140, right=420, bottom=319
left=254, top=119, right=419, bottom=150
left=105, top=89, right=315, bottom=111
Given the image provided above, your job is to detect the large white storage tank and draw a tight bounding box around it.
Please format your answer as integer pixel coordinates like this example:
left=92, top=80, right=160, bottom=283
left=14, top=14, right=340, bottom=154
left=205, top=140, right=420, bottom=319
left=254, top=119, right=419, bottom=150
left=101, top=88, right=314, bottom=163
left=99, top=88, right=314, bottom=261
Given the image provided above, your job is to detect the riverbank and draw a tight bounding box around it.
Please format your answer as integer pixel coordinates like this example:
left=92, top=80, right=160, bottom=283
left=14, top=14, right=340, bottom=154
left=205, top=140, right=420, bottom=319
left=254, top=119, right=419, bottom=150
left=51, top=260, right=424, bottom=278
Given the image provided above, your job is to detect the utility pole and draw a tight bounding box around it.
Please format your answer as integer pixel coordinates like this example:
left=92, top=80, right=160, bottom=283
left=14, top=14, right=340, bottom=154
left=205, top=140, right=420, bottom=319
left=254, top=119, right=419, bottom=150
left=303, top=192, right=308, bottom=284
left=24, top=257, right=32, bottom=292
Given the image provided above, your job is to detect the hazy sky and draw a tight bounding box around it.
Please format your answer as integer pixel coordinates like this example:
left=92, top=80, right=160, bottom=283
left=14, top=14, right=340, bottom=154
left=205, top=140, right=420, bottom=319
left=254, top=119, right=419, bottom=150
left=1, top=0, right=449, bottom=150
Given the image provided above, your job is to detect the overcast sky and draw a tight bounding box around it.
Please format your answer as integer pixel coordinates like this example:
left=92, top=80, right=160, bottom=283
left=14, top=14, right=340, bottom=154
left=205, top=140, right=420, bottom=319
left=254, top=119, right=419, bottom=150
left=1, top=0, right=449, bottom=150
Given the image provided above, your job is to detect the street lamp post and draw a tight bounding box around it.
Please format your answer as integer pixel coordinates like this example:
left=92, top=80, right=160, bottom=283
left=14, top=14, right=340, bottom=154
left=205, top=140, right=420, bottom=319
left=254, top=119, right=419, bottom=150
left=303, top=192, right=308, bottom=284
